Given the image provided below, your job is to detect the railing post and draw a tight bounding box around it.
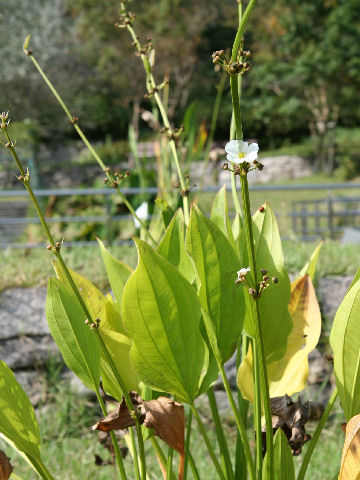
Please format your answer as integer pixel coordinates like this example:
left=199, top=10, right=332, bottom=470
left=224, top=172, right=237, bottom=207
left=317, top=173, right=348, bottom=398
left=327, top=189, right=334, bottom=239
left=314, top=202, right=320, bottom=235
left=106, top=194, right=112, bottom=246
left=301, top=204, right=307, bottom=240
left=292, top=202, right=297, bottom=235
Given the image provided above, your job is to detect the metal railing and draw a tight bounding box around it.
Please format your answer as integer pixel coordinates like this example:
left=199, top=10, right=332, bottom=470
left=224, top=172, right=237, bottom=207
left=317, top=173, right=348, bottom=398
left=1, top=183, right=360, bottom=248
left=291, top=192, right=360, bottom=240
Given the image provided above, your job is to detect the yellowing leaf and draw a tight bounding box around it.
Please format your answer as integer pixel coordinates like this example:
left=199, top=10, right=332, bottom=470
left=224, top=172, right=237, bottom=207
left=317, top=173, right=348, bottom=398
left=238, top=275, right=321, bottom=401
left=99, top=328, right=140, bottom=400
left=268, top=274, right=321, bottom=397
left=299, top=241, right=323, bottom=281
left=53, top=261, right=107, bottom=320
left=339, top=414, right=360, bottom=479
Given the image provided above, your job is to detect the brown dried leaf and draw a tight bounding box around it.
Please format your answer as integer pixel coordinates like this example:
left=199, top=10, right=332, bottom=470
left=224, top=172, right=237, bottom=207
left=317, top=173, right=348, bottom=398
left=92, top=392, right=143, bottom=432
left=142, top=397, right=185, bottom=454
left=92, top=391, right=185, bottom=477
left=0, top=450, right=13, bottom=480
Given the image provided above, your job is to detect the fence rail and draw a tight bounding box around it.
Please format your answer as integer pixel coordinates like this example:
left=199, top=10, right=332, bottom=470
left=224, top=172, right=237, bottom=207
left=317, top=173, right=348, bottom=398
left=1, top=183, right=360, bottom=248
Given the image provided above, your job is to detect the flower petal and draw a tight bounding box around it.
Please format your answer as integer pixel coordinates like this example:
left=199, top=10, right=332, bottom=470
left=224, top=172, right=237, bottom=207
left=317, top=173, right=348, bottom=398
left=243, top=142, right=259, bottom=154
left=225, top=140, right=245, bottom=155
left=246, top=151, right=258, bottom=162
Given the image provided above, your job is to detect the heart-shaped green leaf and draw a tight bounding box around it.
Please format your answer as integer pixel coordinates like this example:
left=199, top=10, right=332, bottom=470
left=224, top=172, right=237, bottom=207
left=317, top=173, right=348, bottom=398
left=122, top=239, right=207, bottom=403
left=242, top=203, right=292, bottom=361
left=187, top=205, right=245, bottom=364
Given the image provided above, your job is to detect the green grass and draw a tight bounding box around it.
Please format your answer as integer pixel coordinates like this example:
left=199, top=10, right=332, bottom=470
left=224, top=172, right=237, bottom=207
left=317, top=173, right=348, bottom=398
left=0, top=238, right=357, bottom=293
left=0, top=244, right=138, bottom=293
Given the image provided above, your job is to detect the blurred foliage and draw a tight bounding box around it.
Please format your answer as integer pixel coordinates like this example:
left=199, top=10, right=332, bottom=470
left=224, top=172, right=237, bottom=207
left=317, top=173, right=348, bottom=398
left=1, top=0, right=359, bottom=172
left=334, top=128, right=360, bottom=180
left=76, top=137, right=129, bottom=166
left=244, top=0, right=360, bottom=171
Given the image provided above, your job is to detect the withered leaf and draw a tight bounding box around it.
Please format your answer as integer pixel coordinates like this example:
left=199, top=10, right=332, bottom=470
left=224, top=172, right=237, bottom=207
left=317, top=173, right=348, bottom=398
left=142, top=397, right=185, bottom=454
left=92, top=391, right=143, bottom=432
left=0, top=450, right=13, bottom=480
left=263, top=395, right=324, bottom=456
left=92, top=392, right=185, bottom=463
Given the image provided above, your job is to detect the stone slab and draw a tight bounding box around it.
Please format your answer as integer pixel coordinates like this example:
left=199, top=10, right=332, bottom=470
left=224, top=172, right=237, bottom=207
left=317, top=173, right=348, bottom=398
left=0, top=335, right=59, bottom=369
left=0, top=287, right=48, bottom=339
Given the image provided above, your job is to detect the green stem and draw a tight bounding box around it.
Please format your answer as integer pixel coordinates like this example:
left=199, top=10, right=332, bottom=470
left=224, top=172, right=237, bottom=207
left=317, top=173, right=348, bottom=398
left=218, top=363, right=256, bottom=480
left=96, top=391, right=128, bottom=480
left=235, top=332, right=249, bottom=480
left=229, top=107, right=242, bottom=218
left=183, top=409, right=192, bottom=480
left=240, top=174, right=274, bottom=478
left=231, top=0, right=259, bottom=63
left=151, top=438, right=176, bottom=480
left=297, top=388, right=338, bottom=480
left=25, top=53, right=156, bottom=246
left=231, top=170, right=242, bottom=218
left=230, top=75, right=243, bottom=140
left=252, top=339, right=263, bottom=479
left=129, top=427, right=141, bottom=480
left=190, top=404, right=226, bottom=480
left=207, top=387, right=234, bottom=479
left=166, top=447, right=174, bottom=480
left=188, top=453, right=200, bottom=480
left=96, top=332, right=147, bottom=480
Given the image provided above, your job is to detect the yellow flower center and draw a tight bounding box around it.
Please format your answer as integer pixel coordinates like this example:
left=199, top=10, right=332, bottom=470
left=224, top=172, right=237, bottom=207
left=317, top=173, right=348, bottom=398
left=238, top=152, right=246, bottom=159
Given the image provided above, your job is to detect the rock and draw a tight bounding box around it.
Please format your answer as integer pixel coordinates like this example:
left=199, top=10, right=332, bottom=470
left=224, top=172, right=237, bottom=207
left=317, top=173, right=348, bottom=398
left=304, top=348, right=335, bottom=405
left=0, top=287, right=48, bottom=338
left=14, top=370, right=47, bottom=405
left=318, top=276, right=353, bottom=323
left=214, top=390, right=233, bottom=415
left=60, top=370, right=95, bottom=398
left=215, top=355, right=237, bottom=391
left=0, top=336, right=59, bottom=369
left=219, top=155, right=312, bottom=187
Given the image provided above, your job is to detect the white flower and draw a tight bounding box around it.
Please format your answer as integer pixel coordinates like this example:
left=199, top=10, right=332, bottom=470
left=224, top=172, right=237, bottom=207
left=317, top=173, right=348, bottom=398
left=225, top=140, right=259, bottom=164
left=237, top=267, right=250, bottom=277
left=133, top=201, right=149, bottom=228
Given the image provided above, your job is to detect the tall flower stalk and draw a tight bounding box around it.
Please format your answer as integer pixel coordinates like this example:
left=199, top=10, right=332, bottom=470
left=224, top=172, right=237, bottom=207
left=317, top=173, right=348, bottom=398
left=23, top=36, right=156, bottom=247
left=117, top=2, right=190, bottom=225
left=225, top=0, right=274, bottom=477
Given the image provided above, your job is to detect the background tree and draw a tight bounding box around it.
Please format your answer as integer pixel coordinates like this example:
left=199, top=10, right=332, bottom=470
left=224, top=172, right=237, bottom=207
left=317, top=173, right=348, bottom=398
left=244, top=0, right=360, bottom=171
